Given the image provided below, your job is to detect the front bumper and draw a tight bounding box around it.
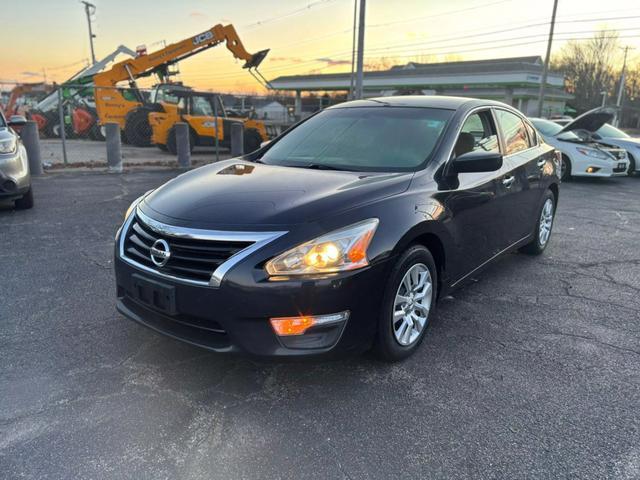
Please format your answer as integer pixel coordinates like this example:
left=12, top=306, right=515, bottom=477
left=114, top=249, right=391, bottom=358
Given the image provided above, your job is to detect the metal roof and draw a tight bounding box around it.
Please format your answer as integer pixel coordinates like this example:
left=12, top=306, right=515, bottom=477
left=270, top=56, right=565, bottom=91
left=325, top=95, right=505, bottom=110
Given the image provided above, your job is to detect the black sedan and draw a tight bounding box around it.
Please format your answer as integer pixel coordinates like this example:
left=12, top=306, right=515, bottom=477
left=114, top=96, right=560, bottom=361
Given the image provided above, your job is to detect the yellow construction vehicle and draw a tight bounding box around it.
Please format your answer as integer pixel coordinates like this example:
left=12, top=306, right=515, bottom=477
left=93, top=23, right=270, bottom=146
left=149, top=88, right=270, bottom=154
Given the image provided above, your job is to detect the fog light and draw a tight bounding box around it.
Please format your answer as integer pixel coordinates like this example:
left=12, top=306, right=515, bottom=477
left=586, top=167, right=600, bottom=173
left=270, top=311, right=349, bottom=336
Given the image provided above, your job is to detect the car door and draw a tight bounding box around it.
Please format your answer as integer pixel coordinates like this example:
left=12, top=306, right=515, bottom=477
left=493, top=108, right=542, bottom=245
left=437, top=109, right=510, bottom=281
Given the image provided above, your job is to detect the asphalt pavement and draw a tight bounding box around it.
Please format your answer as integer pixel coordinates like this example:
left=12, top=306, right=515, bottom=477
left=1, top=171, right=639, bottom=479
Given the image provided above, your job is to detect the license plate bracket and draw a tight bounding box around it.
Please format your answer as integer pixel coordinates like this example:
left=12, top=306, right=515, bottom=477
left=132, top=274, right=177, bottom=315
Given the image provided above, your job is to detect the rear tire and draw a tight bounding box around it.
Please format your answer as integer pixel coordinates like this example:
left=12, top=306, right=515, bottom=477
left=374, top=245, right=437, bottom=362
left=166, top=126, right=195, bottom=155
left=124, top=107, right=153, bottom=147
left=560, top=155, right=572, bottom=181
left=520, top=190, right=555, bottom=255
left=14, top=188, right=34, bottom=210
left=243, top=128, right=263, bottom=154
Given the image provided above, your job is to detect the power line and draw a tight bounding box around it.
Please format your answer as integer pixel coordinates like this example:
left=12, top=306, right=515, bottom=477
left=367, top=0, right=512, bottom=28
left=242, top=0, right=344, bottom=29
left=180, top=34, right=640, bottom=83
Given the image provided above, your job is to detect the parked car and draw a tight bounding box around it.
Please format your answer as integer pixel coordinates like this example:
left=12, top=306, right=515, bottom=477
left=583, top=123, right=640, bottom=175
left=0, top=113, right=33, bottom=209
left=530, top=109, right=629, bottom=180
left=115, top=96, right=560, bottom=361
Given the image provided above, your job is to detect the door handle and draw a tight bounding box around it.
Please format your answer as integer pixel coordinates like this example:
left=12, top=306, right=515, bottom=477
left=537, top=159, right=546, bottom=168
left=502, top=176, right=515, bottom=188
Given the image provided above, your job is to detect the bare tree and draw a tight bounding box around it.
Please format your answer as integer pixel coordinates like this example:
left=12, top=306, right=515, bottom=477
left=552, top=30, right=620, bottom=113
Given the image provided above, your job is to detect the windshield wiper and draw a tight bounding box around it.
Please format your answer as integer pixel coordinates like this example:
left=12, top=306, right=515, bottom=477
left=302, top=163, right=351, bottom=171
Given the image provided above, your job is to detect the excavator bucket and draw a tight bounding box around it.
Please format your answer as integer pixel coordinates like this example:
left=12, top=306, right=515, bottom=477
left=244, top=49, right=270, bottom=69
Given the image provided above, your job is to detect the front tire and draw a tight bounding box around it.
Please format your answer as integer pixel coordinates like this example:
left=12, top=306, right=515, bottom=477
left=560, top=155, right=572, bottom=181
left=14, top=187, right=34, bottom=210
left=124, top=108, right=153, bottom=147
left=628, top=153, right=636, bottom=176
left=374, top=245, right=437, bottom=362
left=244, top=128, right=263, bottom=154
left=166, top=126, right=195, bottom=155
left=520, top=190, right=555, bottom=255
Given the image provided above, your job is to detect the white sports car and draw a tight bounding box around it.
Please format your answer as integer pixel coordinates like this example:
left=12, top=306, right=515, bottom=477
left=530, top=109, right=629, bottom=181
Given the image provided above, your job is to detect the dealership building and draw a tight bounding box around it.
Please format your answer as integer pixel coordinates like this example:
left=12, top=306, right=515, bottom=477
left=270, top=56, right=572, bottom=117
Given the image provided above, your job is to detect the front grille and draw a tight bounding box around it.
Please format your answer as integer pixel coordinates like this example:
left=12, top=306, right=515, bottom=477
left=604, top=148, right=626, bottom=160
left=123, top=214, right=254, bottom=284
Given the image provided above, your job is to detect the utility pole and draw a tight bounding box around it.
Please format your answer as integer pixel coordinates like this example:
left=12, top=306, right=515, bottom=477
left=615, top=46, right=633, bottom=127
left=81, top=1, right=97, bottom=65
left=536, top=0, right=558, bottom=117
left=348, top=0, right=358, bottom=100
left=354, top=0, right=366, bottom=100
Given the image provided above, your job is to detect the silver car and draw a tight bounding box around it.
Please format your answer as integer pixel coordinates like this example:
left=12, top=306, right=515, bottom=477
left=0, top=113, right=33, bottom=209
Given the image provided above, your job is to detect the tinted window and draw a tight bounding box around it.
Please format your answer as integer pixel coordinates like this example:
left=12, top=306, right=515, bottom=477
left=261, top=107, right=453, bottom=172
left=456, top=111, right=499, bottom=157
left=524, top=121, right=538, bottom=146
left=0, top=114, right=5, bottom=127
left=496, top=110, right=530, bottom=155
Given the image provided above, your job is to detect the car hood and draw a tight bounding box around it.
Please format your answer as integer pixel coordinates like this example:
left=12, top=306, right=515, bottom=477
left=558, top=107, right=615, bottom=134
left=140, top=160, right=413, bottom=228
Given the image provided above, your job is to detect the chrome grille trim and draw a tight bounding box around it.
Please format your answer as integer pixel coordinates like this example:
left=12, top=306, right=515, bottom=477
left=119, top=208, right=287, bottom=288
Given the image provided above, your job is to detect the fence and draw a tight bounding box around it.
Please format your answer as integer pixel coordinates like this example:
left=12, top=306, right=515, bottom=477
left=23, top=84, right=349, bottom=169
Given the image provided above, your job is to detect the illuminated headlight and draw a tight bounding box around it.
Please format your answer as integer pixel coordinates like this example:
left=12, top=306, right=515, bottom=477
left=0, top=138, right=16, bottom=154
left=575, top=147, right=609, bottom=159
left=265, top=218, right=379, bottom=276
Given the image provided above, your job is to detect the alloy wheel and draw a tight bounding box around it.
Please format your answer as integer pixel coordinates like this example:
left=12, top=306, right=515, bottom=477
left=393, top=263, right=432, bottom=346
left=539, top=198, right=554, bottom=246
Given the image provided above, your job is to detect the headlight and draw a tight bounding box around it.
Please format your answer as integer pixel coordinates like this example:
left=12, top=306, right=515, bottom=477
left=0, top=138, right=16, bottom=154
left=265, top=218, right=379, bottom=276
left=575, top=147, right=609, bottom=159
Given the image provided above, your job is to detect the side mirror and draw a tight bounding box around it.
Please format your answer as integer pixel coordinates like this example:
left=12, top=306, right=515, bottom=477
left=8, top=115, right=27, bottom=127
left=451, top=150, right=503, bottom=174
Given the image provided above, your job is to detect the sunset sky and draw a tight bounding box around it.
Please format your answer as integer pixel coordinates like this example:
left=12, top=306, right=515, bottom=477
left=2, top=0, right=639, bottom=93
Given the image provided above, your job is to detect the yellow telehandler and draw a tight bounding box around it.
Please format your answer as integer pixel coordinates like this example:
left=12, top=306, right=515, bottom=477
left=93, top=23, right=270, bottom=147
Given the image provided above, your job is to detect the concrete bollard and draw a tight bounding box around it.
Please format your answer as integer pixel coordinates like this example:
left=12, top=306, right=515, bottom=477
left=105, top=123, right=123, bottom=173
left=230, top=122, right=244, bottom=157
left=21, top=121, right=43, bottom=175
left=175, top=122, right=191, bottom=168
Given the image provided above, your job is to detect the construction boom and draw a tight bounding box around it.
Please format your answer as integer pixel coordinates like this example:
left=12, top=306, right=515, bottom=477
left=93, top=24, right=269, bottom=146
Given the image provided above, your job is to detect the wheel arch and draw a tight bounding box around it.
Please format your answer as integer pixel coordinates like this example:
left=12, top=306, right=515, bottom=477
left=548, top=182, right=559, bottom=206
left=391, top=221, right=452, bottom=297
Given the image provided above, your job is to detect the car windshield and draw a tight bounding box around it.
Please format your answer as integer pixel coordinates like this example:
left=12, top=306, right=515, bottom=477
left=596, top=123, right=630, bottom=139
left=530, top=118, right=580, bottom=141
left=260, top=106, right=453, bottom=172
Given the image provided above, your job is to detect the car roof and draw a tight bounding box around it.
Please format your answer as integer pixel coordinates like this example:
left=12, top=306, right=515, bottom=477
left=328, top=95, right=512, bottom=111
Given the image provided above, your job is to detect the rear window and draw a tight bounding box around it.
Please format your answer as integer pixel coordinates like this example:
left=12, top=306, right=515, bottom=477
left=260, top=106, right=453, bottom=172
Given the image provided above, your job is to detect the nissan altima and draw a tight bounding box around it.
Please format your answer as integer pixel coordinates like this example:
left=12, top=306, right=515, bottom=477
left=530, top=108, right=629, bottom=181
left=115, top=96, right=560, bottom=361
